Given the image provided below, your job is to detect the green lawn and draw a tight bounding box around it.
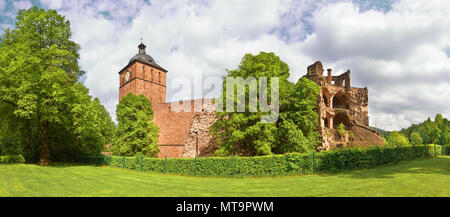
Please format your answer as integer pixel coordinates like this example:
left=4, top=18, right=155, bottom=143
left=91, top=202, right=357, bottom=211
left=1, top=156, right=449, bottom=197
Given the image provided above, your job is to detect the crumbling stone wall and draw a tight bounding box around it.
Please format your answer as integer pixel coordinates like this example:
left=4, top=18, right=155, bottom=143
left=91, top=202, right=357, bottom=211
left=303, top=61, right=383, bottom=150
left=183, top=109, right=218, bottom=158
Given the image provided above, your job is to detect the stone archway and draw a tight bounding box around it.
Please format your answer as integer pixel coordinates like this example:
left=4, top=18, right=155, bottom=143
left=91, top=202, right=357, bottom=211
left=333, top=91, right=348, bottom=109
left=333, top=112, right=350, bottom=129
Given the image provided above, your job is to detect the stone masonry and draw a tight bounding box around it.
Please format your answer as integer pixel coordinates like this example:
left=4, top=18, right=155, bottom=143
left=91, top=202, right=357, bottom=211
left=302, top=61, right=384, bottom=150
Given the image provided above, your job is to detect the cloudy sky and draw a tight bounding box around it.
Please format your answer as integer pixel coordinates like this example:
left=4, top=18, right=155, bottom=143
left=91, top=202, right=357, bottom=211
left=0, top=0, right=449, bottom=131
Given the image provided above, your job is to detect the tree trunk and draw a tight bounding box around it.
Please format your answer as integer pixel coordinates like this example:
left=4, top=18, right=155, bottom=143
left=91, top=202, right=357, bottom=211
left=39, top=121, right=50, bottom=166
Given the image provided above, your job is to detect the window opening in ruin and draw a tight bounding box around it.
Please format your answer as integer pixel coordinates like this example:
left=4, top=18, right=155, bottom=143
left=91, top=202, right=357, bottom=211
left=323, top=95, right=328, bottom=107
left=333, top=92, right=347, bottom=109
left=333, top=113, right=350, bottom=129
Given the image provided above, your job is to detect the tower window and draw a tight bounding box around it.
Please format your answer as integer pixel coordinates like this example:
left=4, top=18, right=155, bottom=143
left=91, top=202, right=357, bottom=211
left=159, top=72, right=161, bottom=83
left=143, top=66, right=146, bottom=79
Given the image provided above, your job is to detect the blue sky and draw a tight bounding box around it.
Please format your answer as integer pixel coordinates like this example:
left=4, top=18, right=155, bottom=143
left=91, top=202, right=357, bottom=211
left=0, top=0, right=449, bottom=131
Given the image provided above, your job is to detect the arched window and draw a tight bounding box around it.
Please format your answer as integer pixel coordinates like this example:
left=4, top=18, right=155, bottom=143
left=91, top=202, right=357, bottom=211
left=333, top=113, right=350, bottom=129
left=323, top=95, right=328, bottom=107
left=333, top=92, right=347, bottom=109
left=159, top=72, right=161, bottom=83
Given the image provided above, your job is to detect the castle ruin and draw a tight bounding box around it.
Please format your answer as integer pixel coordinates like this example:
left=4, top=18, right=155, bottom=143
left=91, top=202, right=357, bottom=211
left=303, top=61, right=384, bottom=150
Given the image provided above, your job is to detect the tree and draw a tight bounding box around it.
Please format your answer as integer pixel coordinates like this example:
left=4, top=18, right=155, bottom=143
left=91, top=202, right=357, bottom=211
left=211, top=52, right=321, bottom=156
left=276, top=77, right=321, bottom=153
left=421, top=118, right=433, bottom=144
left=91, top=98, right=115, bottom=145
left=409, top=131, right=423, bottom=146
left=387, top=131, right=410, bottom=147
left=0, top=7, right=111, bottom=164
left=112, top=93, right=159, bottom=157
left=400, top=114, right=449, bottom=145
left=430, top=122, right=441, bottom=145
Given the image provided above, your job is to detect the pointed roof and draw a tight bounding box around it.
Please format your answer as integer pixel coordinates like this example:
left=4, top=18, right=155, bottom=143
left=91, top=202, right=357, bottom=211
left=119, top=42, right=168, bottom=74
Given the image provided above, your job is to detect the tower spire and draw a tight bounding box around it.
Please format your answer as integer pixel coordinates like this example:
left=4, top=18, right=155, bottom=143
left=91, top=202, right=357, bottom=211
left=138, top=40, right=146, bottom=54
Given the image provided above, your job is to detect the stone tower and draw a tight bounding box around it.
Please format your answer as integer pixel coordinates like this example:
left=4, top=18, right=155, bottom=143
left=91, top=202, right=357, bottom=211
left=302, top=61, right=384, bottom=150
left=118, top=42, right=218, bottom=158
left=118, top=42, right=168, bottom=105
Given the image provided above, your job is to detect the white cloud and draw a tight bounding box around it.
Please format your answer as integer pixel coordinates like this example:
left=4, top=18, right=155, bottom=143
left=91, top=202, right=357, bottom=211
left=300, top=0, right=450, bottom=130
left=13, top=0, right=32, bottom=10
left=33, top=0, right=449, bottom=131
left=0, top=0, right=6, bottom=11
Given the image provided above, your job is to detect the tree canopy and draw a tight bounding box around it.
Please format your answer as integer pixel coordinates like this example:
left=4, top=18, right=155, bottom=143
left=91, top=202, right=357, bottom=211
left=409, top=131, right=423, bottom=146
left=399, top=114, right=449, bottom=145
left=111, top=93, right=159, bottom=157
left=211, top=52, right=321, bottom=156
left=386, top=131, right=410, bottom=147
left=0, top=7, right=114, bottom=164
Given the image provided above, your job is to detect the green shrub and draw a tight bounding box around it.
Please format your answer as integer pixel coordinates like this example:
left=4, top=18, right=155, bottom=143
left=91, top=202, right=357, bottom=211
left=0, top=155, right=25, bottom=164
left=337, top=123, right=347, bottom=138
left=77, top=145, right=444, bottom=177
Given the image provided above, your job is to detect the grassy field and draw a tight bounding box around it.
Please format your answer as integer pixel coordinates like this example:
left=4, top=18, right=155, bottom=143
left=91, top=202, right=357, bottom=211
left=1, top=156, right=449, bottom=197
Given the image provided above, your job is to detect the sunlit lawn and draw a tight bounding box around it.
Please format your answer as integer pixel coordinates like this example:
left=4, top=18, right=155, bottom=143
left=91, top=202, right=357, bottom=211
left=1, top=156, right=449, bottom=197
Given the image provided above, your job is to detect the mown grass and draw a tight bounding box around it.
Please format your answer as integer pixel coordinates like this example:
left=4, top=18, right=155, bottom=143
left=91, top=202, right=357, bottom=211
left=0, top=156, right=449, bottom=197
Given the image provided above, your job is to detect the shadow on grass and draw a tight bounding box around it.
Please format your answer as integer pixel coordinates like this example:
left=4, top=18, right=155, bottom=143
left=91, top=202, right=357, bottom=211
left=28, top=156, right=450, bottom=180
left=342, top=156, right=450, bottom=179
left=45, top=162, right=104, bottom=168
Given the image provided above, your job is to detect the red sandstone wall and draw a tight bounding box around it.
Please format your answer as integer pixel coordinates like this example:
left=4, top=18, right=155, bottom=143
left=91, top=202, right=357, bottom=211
left=158, top=145, right=185, bottom=158
left=152, top=99, right=216, bottom=158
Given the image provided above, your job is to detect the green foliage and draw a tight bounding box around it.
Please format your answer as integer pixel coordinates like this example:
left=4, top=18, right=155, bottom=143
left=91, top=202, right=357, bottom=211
left=387, top=131, right=410, bottom=147
left=80, top=145, right=445, bottom=177
left=2, top=156, right=450, bottom=197
left=336, top=123, right=347, bottom=138
left=211, top=52, right=321, bottom=156
left=410, top=131, right=423, bottom=146
left=112, top=93, right=159, bottom=157
left=400, top=114, right=449, bottom=145
left=0, top=155, right=25, bottom=163
left=0, top=7, right=113, bottom=163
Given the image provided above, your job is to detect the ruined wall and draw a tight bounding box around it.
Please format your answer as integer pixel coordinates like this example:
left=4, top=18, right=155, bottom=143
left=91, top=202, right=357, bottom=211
left=153, top=99, right=218, bottom=158
left=348, top=87, right=369, bottom=126
left=183, top=108, right=218, bottom=158
left=305, top=61, right=382, bottom=151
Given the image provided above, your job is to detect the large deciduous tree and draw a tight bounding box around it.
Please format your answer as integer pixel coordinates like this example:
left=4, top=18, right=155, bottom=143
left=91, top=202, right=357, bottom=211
left=0, top=7, right=112, bottom=164
left=211, top=52, right=321, bottom=156
left=112, top=93, right=159, bottom=157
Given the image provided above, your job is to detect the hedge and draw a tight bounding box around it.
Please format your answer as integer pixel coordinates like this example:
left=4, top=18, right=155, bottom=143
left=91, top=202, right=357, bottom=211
left=77, top=144, right=448, bottom=177
left=0, top=155, right=25, bottom=164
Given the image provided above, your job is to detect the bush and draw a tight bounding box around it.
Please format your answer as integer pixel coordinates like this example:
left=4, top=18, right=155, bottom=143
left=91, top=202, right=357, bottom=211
left=0, top=155, right=26, bottom=164
left=77, top=145, right=446, bottom=177
left=337, top=123, right=347, bottom=138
